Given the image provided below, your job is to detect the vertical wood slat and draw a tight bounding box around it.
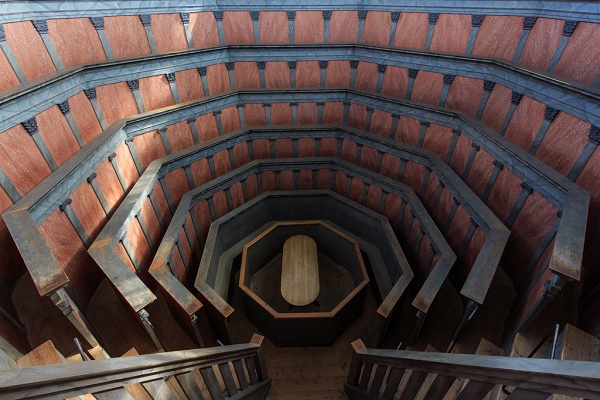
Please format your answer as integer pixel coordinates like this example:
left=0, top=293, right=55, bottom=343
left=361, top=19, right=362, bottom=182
left=245, top=356, right=259, bottom=385
left=369, top=364, right=389, bottom=395
left=398, top=370, right=428, bottom=400
left=382, top=367, right=406, bottom=398
left=217, top=362, right=239, bottom=397
left=348, top=339, right=367, bottom=386
left=200, top=366, right=225, bottom=400
left=358, top=362, right=374, bottom=389
left=232, top=359, right=250, bottom=390
left=455, top=380, right=495, bottom=400
left=421, top=374, right=456, bottom=400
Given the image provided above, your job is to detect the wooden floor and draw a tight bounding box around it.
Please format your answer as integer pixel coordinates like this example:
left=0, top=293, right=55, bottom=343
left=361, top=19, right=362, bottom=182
left=229, top=274, right=384, bottom=400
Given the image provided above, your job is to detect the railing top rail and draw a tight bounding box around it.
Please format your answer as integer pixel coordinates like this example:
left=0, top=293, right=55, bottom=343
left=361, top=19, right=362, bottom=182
left=0, top=335, right=265, bottom=400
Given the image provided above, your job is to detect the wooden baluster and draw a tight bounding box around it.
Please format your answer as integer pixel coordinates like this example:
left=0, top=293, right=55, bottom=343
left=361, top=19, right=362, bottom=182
left=358, top=362, right=374, bottom=389
left=455, top=380, right=495, bottom=400
left=200, top=366, right=225, bottom=400
left=398, top=370, right=428, bottom=400
left=250, top=334, right=268, bottom=382
left=347, top=339, right=367, bottom=386
left=245, top=356, right=259, bottom=385
left=218, top=362, right=239, bottom=397
left=369, top=364, right=389, bottom=395
left=232, top=359, right=250, bottom=390
left=382, top=367, right=406, bottom=399
left=420, top=374, right=456, bottom=400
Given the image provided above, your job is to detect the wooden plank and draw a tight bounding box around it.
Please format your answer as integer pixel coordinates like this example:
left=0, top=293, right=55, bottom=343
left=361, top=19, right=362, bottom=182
left=505, top=388, right=550, bottom=399
left=456, top=380, right=495, bottom=400
left=382, top=367, right=405, bottom=398
left=17, top=340, right=62, bottom=368
left=280, top=234, right=320, bottom=306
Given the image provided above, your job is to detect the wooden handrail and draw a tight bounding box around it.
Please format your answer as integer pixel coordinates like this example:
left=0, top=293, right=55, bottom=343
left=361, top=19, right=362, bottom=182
left=0, top=335, right=270, bottom=400
left=346, top=339, right=600, bottom=399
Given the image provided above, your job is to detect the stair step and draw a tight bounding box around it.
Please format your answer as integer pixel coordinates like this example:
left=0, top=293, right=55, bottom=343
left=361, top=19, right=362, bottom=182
left=17, top=340, right=63, bottom=368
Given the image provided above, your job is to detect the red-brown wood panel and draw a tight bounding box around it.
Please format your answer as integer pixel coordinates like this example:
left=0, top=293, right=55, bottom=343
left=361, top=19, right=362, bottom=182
left=462, top=227, right=486, bottom=282
left=481, top=84, right=512, bottom=132
left=97, top=82, right=140, bottom=125
left=554, top=22, right=600, bottom=85
left=276, top=139, right=293, bottom=158
left=487, top=169, right=522, bottom=222
left=325, top=60, right=350, bottom=88
left=294, top=11, right=324, bottom=43
left=503, top=195, right=558, bottom=281
left=39, top=208, right=102, bottom=304
left=381, top=66, right=408, bottom=99
left=246, top=174, right=259, bottom=199
left=139, top=197, right=162, bottom=243
left=363, top=11, right=391, bottom=46
left=422, top=124, right=452, bottom=159
left=449, top=134, right=472, bottom=176
left=164, top=168, right=190, bottom=205
left=176, top=69, right=204, bottom=103
left=171, top=243, right=187, bottom=282
left=151, top=13, right=188, bottom=53
left=430, top=14, right=471, bottom=54
left=380, top=153, right=401, bottom=180
left=393, top=13, right=428, bottom=49
left=341, top=139, right=357, bottom=164
left=94, top=159, right=126, bottom=212
left=104, top=15, right=152, bottom=58
left=329, top=11, right=358, bottom=43
left=259, top=12, right=289, bottom=44
left=320, top=138, right=337, bottom=157
left=334, top=170, right=348, bottom=196
left=139, top=75, right=175, bottom=112
left=213, top=149, right=232, bottom=176
left=221, top=106, right=241, bottom=134
left=411, top=71, right=444, bottom=105
left=518, top=18, right=563, bottom=70
left=234, top=62, right=261, bottom=89
left=223, top=12, right=255, bottom=44
left=394, top=116, right=420, bottom=146
left=423, top=173, right=440, bottom=209
left=69, top=92, right=103, bottom=144
left=366, top=184, right=382, bottom=213
left=402, top=162, right=426, bottom=195
left=348, top=104, right=367, bottom=130
left=193, top=200, right=212, bottom=239
left=447, top=205, right=470, bottom=252
left=279, top=170, right=294, bottom=190
left=360, top=146, right=378, bottom=171
left=349, top=177, right=364, bottom=204
left=297, top=103, right=318, bottom=124
left=434, top=187, right=453, bottom=227
left=0, top=125, right=52, bottom=196
left=196, top=113, right=219, bottom=143
left=4, top=21, right=55, bottom=81
left=190, top=12, right=220, bottom=47
left=504, top=96, right=544, bottom=151
left=465, top=149, right=494, bottom=198
left=355, top=62, right=378, bottom=92
left=265, top=62, right=290, bottom=88
left=299, top=169, right=312, bottom=190
left=48, top=18, right=107, bottom=67
left=230, top=181, right=245, bottom=208
left=152, top=180, right=172, bottom=224
left=271, top=103, right=292, bottom=125
left=206, top=63, right=231, bottom=95
left=445, top=76, right=484, bottom=117
left=323, top=102, right=344, bottom=124
left=133, top=130, right=167, bottom=170
left=190, top=158, right=212, bottom=187
left=575, top=149, right=600, bottom=244
left=252, top=139, right=270, bottom=159
left=316, top=169, right=332, bottom=189
left=472, top=16, right=522, bottom=61
left=370, top=110, right=393, bottom=137
left=383, top=193, right=402, bottom=227
left=166, top=121, right=194, bottom=153
left=296, top=61, right=320, bottom=88
left=244, top=104, right=267, bottom=126
left=538, top=112, right=590, bottom=176
left=261, top=170, right=276, bottom=191
left=0, top=49, right=20, bottom=91
left=36, top=106, right=80, bottom=167
left=298, top=138, right=315, bottom=157
left=126, top=218, right=153, bottom=273
left=114, top=142, right=139, bottom=191
left=70, top=182, right=108, bottom=240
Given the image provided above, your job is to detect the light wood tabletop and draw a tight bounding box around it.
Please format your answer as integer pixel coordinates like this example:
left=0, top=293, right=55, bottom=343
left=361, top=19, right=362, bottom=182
left=281, top=235, right=320, bottom=306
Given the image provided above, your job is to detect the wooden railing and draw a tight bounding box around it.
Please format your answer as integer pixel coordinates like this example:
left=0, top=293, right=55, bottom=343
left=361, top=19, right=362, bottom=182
left=0, top=334, right=270, bottom=400
left=345, top=339, right=600, bottom=399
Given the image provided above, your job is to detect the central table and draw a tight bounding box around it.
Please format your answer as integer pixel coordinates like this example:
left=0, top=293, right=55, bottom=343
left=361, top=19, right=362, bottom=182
left=280, top=235, right=320, bottom=306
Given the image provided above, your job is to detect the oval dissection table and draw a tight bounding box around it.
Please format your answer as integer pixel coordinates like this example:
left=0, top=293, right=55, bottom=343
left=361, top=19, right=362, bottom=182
left=281, top=235, right=320, bottom=306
